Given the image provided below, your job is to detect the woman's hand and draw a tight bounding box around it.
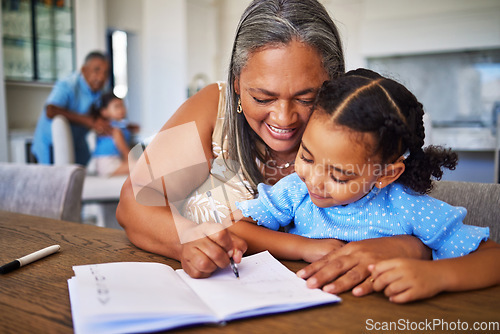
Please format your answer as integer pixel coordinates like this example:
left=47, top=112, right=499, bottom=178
left=180, top=228, right=247, bottom=278
left=296, top=235, right=431, bottom=296
left=91, top=117, right=112, bottom=135
left=369, top=259, right=444, bottom=303
left=299, top=238, right=345, bottom=263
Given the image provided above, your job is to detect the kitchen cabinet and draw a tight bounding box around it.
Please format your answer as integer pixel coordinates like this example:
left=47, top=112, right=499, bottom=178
left=2, top=0, right=74, bottom=83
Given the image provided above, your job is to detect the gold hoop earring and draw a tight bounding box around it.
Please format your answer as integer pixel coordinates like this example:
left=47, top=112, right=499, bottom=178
left=237, top=98, right=243, bottom=114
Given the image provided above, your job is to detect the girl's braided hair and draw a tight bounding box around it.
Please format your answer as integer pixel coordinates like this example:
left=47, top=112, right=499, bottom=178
left=314, top=68, right=458, bottom=194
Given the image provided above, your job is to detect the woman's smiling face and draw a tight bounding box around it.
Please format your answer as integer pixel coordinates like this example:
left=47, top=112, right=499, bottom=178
left=235, top=40, right=328, bottom=157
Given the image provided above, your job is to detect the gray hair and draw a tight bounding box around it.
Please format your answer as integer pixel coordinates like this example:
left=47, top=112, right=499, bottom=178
left=222, top=0, right=345, bottom=194
left=84, top=51, right=108, bottom=65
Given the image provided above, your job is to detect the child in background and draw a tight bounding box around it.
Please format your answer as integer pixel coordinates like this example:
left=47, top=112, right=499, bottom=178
left=235, top=68, right=500, bottom=303
left=89, top=92, right=134, bottom=177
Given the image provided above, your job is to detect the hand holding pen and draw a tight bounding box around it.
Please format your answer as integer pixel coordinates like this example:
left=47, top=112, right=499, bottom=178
left=207, top=190, right=240, bottom=278
left=179, top=223, right=246, bottom=279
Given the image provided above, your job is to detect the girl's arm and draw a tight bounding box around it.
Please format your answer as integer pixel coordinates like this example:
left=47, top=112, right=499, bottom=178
left=116, top=84, right=239, bottom=265
left=228, top=216, right=345, bottom=262
left=111, top=127, right=130, bottom=160
left=369, top=240, right=500, bottom=303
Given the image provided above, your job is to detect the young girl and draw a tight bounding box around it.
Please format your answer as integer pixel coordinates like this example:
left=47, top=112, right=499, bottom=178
left=89, top=92, right=134, bottom=177
left=235, top=68, right=500, bottom=303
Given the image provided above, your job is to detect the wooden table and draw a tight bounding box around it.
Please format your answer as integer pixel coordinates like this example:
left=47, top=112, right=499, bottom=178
left=1, top=210, right=499, bottom=334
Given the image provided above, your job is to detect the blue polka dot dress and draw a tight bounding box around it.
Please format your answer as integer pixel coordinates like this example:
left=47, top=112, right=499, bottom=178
left=236, top=173, right=489, bottom=260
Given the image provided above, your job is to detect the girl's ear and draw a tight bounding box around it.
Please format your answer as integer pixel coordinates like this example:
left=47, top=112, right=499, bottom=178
left=375, top=161, right=405, bottom=189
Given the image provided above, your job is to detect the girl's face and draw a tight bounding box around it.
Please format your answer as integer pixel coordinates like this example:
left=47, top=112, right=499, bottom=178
left=235, top=40, right=328, bottom=157
left=102, top=98, right=126, bottom=121
left=295, top=113, right=383, bottom=208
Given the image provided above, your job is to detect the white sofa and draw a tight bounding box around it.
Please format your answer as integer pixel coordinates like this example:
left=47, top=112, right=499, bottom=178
left=51, top=115, right=127, bottom=227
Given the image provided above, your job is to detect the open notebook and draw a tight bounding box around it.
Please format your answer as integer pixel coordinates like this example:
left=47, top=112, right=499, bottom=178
left=67, top=251, right=341, bottom=334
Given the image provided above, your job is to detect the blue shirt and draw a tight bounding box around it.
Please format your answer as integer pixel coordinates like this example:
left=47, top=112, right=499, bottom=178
left=236, top=173, right=489, bottom=260
left=31, top=73, right=103, bottom=165
left=93, top=120, right=131, bottom=157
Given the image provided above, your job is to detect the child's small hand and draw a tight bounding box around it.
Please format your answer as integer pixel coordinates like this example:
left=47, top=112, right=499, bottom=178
left=300, top=238, right=345, bottom=263
left=368, top=258, right=445, bottom=303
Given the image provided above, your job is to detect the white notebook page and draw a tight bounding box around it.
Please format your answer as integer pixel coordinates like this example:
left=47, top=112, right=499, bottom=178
left=176, top=251, right=341, bottom=320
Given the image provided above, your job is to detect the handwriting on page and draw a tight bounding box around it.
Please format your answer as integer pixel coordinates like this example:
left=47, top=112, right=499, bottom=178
left=88, top=265, right=110, bottom=305
left=233, top=260, right=303, bottom=297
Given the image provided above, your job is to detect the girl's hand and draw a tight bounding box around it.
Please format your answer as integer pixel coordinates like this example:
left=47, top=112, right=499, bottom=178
left=180, top=228, right=247, bottom=278
left=369, top=258, right=445, bottom=303
left=296, top=236, right=431, bottom=296
left=127, top=123, right=140, bottom=134
left=300, top=238, right=345, bottom=263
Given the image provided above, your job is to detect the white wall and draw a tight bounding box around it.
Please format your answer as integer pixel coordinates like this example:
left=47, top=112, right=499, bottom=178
left=141, top=0, right=188, bottom=137
left=187, top=0, right=218, bottom=84
left=5, top=85, right=52, bottom=130
left=74, top=0, right=107, bottom=66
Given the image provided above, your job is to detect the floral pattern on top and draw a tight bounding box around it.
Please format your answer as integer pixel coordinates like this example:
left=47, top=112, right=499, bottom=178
left=181, top=82, right=254, bottom=224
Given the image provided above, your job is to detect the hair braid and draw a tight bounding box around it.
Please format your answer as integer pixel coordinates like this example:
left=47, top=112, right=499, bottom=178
left=389, top=92, right=458, bottom=194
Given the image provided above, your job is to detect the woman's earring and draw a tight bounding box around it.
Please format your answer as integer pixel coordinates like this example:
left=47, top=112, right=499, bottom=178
left=237, top=98, right=243, bottom=114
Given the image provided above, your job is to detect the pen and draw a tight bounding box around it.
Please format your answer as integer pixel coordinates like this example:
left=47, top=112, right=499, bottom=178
left=206, top=191, right=240, bottom=279
left=0, top=245, right=61, bottom=274
left=206, top=190, right=222, bottom=224
left=229, top=257, right=239, bottom=279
